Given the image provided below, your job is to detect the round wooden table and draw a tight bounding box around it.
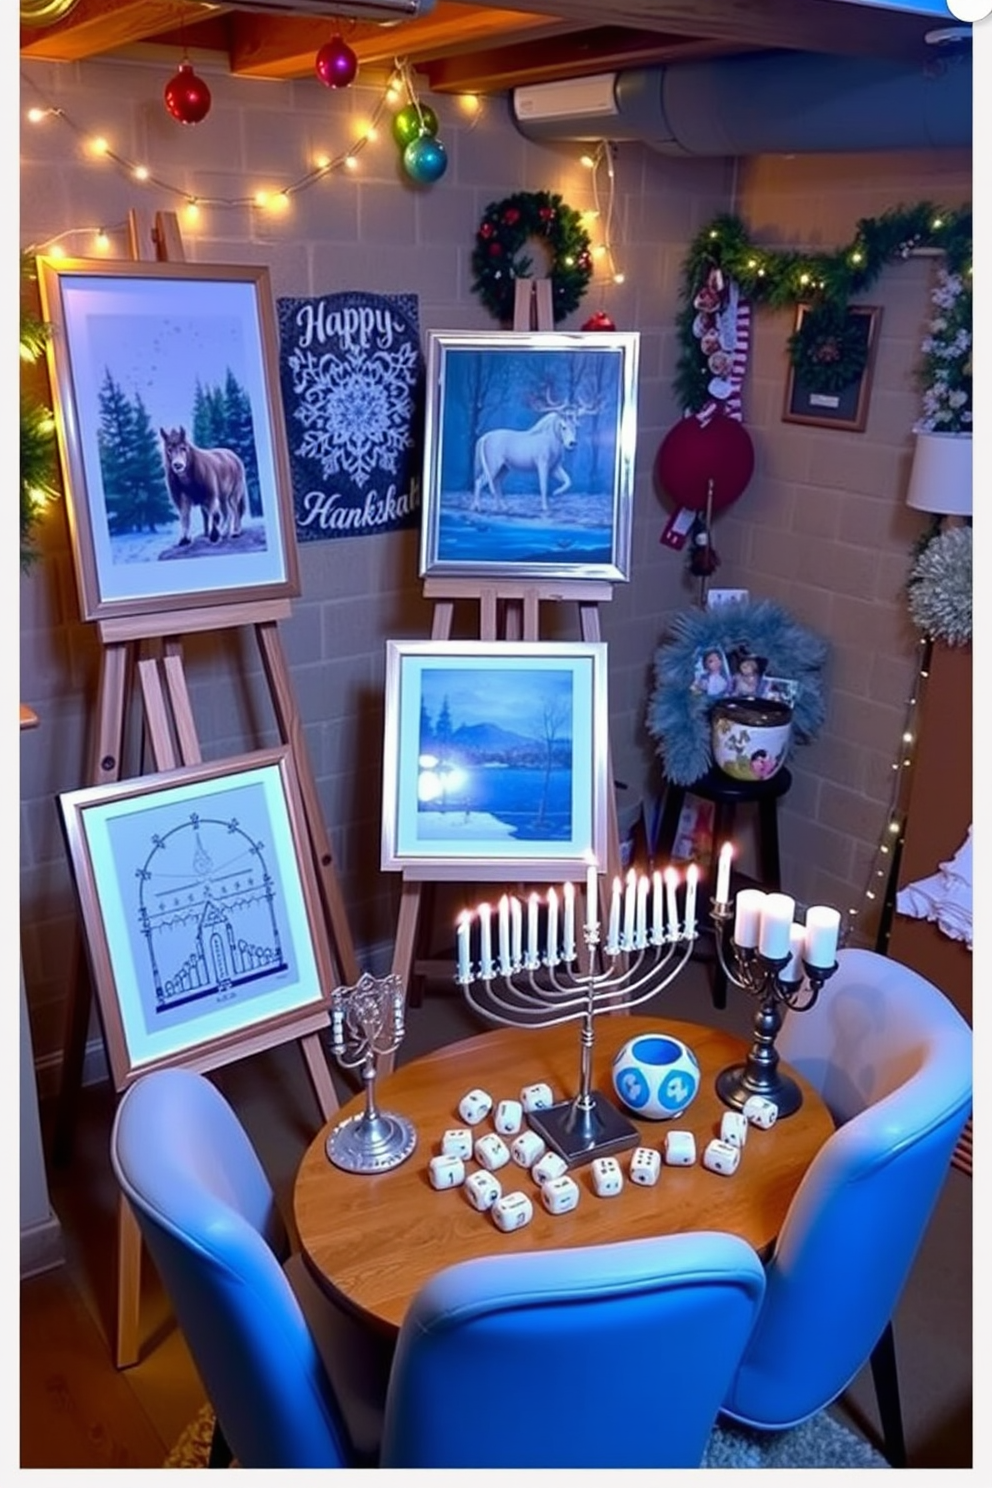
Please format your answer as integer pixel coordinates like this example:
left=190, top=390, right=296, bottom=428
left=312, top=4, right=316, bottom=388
left=294, top=1014, right=834, bottom=1333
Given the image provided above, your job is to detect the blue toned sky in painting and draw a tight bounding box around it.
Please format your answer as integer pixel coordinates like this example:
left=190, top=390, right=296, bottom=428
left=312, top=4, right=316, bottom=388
left=419, top=666, right=573, bottom=739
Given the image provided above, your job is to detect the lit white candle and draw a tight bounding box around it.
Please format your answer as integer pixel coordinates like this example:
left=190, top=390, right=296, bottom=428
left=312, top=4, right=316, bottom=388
left=635, top=874, right=649, bottom=949
left=782, top=921, right=806, bottom=982
left=715, top=841, right=733, bottom=907
left=651, top=869, right=664, bottom=944
left=684, top=862, right=699, bottom=939
left=510, top=895, right=523, bottom=968
left=734, top=888, right=766, bottom=948
left=562, top=880, right=576, bottom=961
left=606, top=876, right=622, bottom=953
left=585, top=862, right=599, bottom=934
left=804, top=905, right=841, bottom=968
left=479, top=901, right=495, bottom=979
left=758, top=892, right=796, bottom=960
left=456, top=911, right=472, bottom=982
left=527, top=892, right=540, bottom=966
left=622, top=868, right=637, bottom=949
left=498, top=894, right=511, bottom=975
left=546, top=886, right=559, bottom=968
left=664, top=866, right=680, bottom=940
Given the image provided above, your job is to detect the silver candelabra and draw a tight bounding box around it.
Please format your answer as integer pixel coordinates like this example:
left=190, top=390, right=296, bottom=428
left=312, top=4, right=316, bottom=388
left=325, top=971, right=417, bottom=1173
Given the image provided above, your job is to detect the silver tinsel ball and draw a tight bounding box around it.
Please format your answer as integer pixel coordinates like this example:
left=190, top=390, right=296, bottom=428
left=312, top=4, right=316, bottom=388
left=907, top=524, right=972, bottom=645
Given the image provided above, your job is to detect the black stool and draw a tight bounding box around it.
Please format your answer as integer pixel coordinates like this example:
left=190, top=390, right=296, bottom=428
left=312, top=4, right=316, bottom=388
left=654, top=765, right=793, bottom=1009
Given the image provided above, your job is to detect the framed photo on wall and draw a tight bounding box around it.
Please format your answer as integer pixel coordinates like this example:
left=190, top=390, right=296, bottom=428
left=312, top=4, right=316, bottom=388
left=36, top=258, right=300, bottom=622
left=58, top=747, right=333, bottom=1090
left=782, top=304, right=882, bottom=432
left=418, top=329, right=640, bottom=581
left=381, top=639, right=610, bottom=879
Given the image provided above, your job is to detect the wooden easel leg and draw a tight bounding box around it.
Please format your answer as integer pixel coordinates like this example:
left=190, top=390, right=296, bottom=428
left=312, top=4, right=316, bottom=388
left=382, top=882, right=424, bottom=1077
left=299, top=1033, right=340, bottom=1123
left=115, top=1194, right=143, bottom=1369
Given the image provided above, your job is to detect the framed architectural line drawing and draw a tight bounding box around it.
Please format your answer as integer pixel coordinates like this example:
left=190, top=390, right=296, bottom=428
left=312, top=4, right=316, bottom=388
left=782, top=304, right=882, bottom=432
left=36, top=257, right=300, bottom=622
left=418, top=329, right=639, bottom=581
left=381, top=638, right=610, bottom=880
left=58, top=748, right=333, bottom=1090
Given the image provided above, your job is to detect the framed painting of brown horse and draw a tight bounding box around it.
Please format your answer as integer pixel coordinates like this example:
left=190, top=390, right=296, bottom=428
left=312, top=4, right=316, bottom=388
left=36, top=258, right=300, bottom=621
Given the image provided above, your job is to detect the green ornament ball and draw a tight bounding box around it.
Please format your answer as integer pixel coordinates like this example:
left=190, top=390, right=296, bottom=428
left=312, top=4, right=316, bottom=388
left=402, top=133, right=447, bottom=185
left=392, top=102, right=439, bottom=148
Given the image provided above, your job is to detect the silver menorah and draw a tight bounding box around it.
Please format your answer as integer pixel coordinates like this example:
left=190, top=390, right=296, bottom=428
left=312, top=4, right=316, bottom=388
left=325, top=971, right=417, bottom=1173
left=456, top=866, right=700, bottom=1166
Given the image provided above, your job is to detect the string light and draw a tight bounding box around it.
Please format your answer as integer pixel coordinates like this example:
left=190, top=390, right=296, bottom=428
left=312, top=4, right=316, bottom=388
left=584, top=139, right=625, bottom=286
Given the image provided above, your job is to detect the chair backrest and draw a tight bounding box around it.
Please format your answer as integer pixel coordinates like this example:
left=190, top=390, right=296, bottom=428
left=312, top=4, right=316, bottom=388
left=110, top=1067, right=354, bottom=1469
left=379, top=1231, right=766, bottom=1468
left=722, top=947, right=972, bottom=1430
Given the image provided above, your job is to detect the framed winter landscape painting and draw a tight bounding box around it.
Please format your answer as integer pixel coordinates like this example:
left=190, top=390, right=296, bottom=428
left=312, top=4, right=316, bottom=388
left=36, top=257, right=300, bottom=622
left=418, top=329, right=639, bottom=582
left=380, top=638, right=609, bottom=880
left=57, top=747, right=333, bottom=1090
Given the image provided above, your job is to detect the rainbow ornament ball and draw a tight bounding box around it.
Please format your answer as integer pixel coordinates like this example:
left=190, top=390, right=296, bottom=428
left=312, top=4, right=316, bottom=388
left=611, top=1034, right=700, bottom=1120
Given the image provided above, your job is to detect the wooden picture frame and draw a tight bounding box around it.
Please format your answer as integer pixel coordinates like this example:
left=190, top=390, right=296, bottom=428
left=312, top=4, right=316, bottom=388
left=381, top=638, right=610, bottom=880
left=418, top=329, right=639, bottom=582
left=36, top=257, right=300, bottom=622
left=57, top=747, right=332, bottom=1090
left=782, top=305, right=882, bottom=433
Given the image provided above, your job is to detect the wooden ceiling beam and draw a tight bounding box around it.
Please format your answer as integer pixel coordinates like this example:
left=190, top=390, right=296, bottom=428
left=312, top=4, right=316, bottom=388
left=19, top=0, right=209, bottom=60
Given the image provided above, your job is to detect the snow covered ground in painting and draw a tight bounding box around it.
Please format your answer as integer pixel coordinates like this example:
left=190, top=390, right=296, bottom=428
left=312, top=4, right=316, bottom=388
left=415, top=810, right=516, bottom=840
left=108, top=518, right=269, bottom=566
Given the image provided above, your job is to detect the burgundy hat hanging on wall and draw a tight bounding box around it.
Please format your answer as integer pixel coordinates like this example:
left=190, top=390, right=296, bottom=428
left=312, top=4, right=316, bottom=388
left=654, top=411, right=755, bottom=578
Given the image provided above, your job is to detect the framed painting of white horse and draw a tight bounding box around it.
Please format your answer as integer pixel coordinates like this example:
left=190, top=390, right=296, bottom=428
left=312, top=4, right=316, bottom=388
left=419, top=330, right=639, bottom=582
left=36, top=258, right=299, bottom=621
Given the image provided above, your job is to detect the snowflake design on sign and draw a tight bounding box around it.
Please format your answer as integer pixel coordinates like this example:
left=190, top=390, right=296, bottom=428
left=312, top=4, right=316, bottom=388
left=288, top=339, right=420, bottom=489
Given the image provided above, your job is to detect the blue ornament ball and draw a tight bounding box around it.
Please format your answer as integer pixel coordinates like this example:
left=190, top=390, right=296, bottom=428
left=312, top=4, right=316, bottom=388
left=611, top=1034, right=700, bottom=1120
left=402, top=134, right=448, bottom=185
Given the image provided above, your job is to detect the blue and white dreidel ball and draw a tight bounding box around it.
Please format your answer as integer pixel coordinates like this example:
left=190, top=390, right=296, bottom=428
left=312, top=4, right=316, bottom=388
left=611, top=1034, right=700, bottom=1120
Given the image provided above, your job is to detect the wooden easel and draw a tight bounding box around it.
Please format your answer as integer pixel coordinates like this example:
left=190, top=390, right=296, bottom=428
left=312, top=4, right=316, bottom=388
left=386, top=279, right=624, bottom=1050
left=52, top=209, right=359, bottom=1368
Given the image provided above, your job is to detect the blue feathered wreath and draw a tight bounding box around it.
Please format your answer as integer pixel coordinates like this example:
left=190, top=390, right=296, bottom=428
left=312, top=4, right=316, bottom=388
left=647, top=600, right=829, bottom=785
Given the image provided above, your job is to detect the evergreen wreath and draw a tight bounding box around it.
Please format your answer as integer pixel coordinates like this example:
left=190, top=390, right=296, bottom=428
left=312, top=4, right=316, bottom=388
left=471, top=190, right=593, bottom=325
left=646, top=599, right=829, bottom=786
left=787, top=301, right=870, bottom=394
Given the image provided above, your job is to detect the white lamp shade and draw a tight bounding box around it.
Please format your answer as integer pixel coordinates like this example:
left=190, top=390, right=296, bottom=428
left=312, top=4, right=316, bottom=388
left=905, top=429, right=973, bottom=516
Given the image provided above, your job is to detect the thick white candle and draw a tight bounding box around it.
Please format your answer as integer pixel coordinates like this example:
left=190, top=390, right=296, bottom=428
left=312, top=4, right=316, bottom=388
left=456, top=911, right=472, bottom=981
left=734, top=888, right=766, bottom=948
left=527, top=892, right=540, bottom=966
left=498, top=894, right=511, bottom=975
left=635, top=874, right=649, bottom=949
left=664, top=866, right=680, bottom=940
left=585, top=862, right=599, bottom=933
left=622, top=868, right=637, bottom=949
left=510, top=895, right=523, bottom=968
left=715, top=841, right=733, bottom=907
left=651, top=869, right=664, bottom=944
left=805, top=905, right=841, bottom=968
left=758, top=892, right=796, bottom=960
left=546, top=887, right=559, bottom=968
left=478, top=901, right=494, bottom=979
left=684, top=862, right=699, bottom=939
left=782, top=922, right=806, bottom=982
left=607, top=877, right=622, bottom=953
left=562, top=880, right=576, bottom=961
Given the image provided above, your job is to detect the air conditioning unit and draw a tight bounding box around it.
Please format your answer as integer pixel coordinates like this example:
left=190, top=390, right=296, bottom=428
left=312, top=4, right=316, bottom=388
left=210, top=0, right=436, bottom=22
left=512, top=73, right=620, bottom=127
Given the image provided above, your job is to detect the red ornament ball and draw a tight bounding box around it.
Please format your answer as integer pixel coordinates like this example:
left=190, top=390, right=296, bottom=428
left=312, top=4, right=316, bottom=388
left=164, top=61, right=212, bottom=125
left=581, top=311, right=616, bottom=332
left=654, top=411, right=755, bottom=514
left=315, top=36, right=358, bottom=88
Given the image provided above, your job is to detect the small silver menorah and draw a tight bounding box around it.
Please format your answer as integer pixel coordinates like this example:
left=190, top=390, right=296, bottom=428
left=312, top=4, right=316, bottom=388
left=325, top=971, right=417, bottom=1173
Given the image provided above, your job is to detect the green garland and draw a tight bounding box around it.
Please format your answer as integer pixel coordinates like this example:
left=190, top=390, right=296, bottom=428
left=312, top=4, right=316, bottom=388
left=471, top=190, right=593, bottom=325
left=20, top=253, right=59, bottom=571
left=674, top=203, right=972, bottom=414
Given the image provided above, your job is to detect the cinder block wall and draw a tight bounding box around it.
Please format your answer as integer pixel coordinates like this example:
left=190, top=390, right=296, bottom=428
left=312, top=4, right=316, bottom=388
left=18, top=55, right=970, bottom=1085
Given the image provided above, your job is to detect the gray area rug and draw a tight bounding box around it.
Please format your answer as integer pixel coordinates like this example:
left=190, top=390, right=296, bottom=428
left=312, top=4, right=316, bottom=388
left=704, top=1413, right=890, bottom=1468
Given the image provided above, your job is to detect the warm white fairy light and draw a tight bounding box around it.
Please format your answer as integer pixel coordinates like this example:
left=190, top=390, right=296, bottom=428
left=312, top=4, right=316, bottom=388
left=585, top=138, right=625, bottom=286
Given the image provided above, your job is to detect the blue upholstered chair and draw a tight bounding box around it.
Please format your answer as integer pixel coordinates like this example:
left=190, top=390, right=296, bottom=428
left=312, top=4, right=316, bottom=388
left=380, top=1232, right=766, bottom=1468
left=717, top=947, right=972, bottom=1465
left=110, top=1067, right=391, bottom=1469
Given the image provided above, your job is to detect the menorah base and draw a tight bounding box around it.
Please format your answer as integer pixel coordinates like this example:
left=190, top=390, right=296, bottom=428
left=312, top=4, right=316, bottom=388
left=715, top=1062, right=803, bottom=1119
left=325, top=1111, right=417, bottom=1174
left=526, top=1090, right=640, bottom=1168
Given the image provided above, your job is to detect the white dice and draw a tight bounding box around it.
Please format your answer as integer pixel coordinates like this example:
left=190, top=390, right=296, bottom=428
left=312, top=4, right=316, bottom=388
left=720, top=1110, right=749, bottom=1149
left=491, top=1191, right=534, bottom=1232
left=458, top=1088, right=493, bottom=1125
left=540, top=1174, right=580, bottom=1215
left=520, top=1082, right=554, bottom=1113
left=629, top=1146, right=662, bottom=1186
left=440, top=1127, right=473, bottom=1160
left=428, top=1154, right=465, bottom=1190
left=494, top=1098, right=523, bottom=1136
left=474, top=1132, right=511, bottom=1171
left=464, top=1169, right=502, bottom=1212
left=743, top=1094, right=779, bottom=1129
left=663, top=1130, right=697, bottom=1166
left=531, top=1150, right=568, bottom=1185
left=702, top=1138, right=741, bottom=1176
left=591, top=1155, right=624, bottom=1197
left=510, top=1130, right=546, bottom=1168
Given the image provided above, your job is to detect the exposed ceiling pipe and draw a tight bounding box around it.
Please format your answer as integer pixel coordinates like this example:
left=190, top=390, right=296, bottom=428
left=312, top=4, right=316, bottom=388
left=511, top=49, right=971, bottom=155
